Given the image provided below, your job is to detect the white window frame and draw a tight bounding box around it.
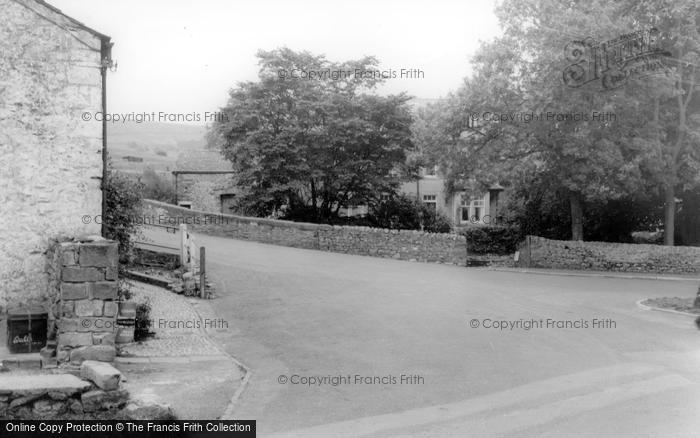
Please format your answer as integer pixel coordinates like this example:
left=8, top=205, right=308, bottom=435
left=422, top=194, right=437, bottom=213
left=459, top=195, right=485, bottom=224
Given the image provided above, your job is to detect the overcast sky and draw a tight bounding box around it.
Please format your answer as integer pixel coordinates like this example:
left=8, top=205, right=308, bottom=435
left=51, top=0, right=502, bottom=124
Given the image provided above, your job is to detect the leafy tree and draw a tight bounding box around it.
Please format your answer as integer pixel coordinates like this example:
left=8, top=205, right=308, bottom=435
left=428, top=0, right=699, bottom=243
left=209, top=48, right=414, bottom=222
left=139, top=167, right=176, bottom=204
left=619, top=0, right=700, bottom=245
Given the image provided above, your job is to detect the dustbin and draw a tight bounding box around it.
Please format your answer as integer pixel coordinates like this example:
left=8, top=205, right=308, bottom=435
left=7, top=306, right=48, bottom=353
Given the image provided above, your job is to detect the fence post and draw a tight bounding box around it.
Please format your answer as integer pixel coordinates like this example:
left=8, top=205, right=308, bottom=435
left=180, top=224, right=188, bottom=268
left=200, top=246, right=206, bottom=298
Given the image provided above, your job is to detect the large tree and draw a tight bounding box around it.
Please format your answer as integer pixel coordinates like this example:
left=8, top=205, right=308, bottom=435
left=424, top=0, right=699, bottom=243
left=621, top=0, right=700, bottom=245
left=208, top=48, right=414, bottom=222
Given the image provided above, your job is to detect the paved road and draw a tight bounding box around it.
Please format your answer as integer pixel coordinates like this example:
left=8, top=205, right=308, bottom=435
left=193, top=233, right=700, bottom=437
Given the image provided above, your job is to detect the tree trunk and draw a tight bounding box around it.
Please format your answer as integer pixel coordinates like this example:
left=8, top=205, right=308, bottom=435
left=664, top=184, right=676, bottom=246
left=310, top=179, right=318, bottom=221
left=569, top=192, right=583, bottom=241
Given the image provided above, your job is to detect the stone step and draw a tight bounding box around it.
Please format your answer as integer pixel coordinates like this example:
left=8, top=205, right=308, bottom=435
left=0, top=353, right=42, bottom=370
left=0, top=374, right=91, bottom=396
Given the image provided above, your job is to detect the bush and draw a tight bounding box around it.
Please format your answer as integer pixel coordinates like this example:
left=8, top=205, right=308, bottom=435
left=104, top=161, right=144, bottom=263
left=463, top=225, right=523, bottom=255
left=134, top=300, right=153, bottom=342
left=140, top=167, right=176, bottom=204
left=370, top=194, right=452, bottom=233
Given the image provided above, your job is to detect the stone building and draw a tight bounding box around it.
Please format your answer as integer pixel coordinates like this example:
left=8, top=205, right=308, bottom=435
left=173, top=149, right=236, bottom=213
left=0, top=0, right=112, bottom=312
left=398, top=168, right=504, bottom=228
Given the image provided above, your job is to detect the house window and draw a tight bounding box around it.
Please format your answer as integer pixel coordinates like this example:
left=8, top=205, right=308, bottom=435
left=460, top=198, right=470, bottom=223
left=471, top=199, right=484, bottom=221
left=460, top=196, right=484, bottom=223
left=422, top=194, right=437, bottom=213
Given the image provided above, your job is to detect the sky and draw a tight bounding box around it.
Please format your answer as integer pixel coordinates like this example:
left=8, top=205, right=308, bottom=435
left=51, top=0, right=503, bottom=124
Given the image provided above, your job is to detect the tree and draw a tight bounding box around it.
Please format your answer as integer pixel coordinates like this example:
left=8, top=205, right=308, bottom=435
left=620, top=0, right=700, bottom=245
left=428, top=0, right=699, bottom=242
left=208, top=48, right=414, bottom=222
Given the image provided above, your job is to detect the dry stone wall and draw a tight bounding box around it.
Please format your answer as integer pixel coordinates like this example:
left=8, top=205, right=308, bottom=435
left=142, top=200, right=468, bottom=265
left=519, top=235, right=700, bottom=274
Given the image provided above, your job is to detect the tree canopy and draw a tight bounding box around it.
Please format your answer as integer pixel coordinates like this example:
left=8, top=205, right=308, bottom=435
left=208, top=48, right=414, bottom=222
left=417, top=0, right=700, bottom=243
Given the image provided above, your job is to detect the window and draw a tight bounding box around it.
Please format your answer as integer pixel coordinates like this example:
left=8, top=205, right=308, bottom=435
left=471, top=199, right=484, bottom=221
left=460, top=196, right=484, bottom=223
left=423, top=194, right=437, bottom=213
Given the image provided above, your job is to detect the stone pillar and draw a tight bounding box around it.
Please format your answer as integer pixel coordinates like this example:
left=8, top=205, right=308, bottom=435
left=54, top=237, right=118, bottom=365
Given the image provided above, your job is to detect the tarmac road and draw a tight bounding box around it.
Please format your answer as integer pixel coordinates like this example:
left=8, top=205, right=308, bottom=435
left=194, top=233, right=700, bottom=437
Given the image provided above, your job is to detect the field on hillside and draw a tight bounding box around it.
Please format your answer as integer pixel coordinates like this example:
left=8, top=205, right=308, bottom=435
left=107, top=122, right=208, bottom=176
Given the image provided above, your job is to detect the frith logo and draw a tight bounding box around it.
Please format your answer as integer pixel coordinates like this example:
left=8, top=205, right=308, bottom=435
left=12, top=334, right=30, bottom=344
left=563, top=27, right=671, bottom=90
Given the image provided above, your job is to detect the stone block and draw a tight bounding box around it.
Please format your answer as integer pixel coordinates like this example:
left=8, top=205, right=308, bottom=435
left=69, top=399, right=83, bottom=414
left=48, top=391, right=68, bottom=401
left=123, top=400, right=175, bottom=420
left=9, top=393, right=44, bottom=409
left=18, top=357, right=41, bottom=370
left=58, top=317, right=116, bottom=333
left=115, top=326, right=134, bottom=344
left=41, top=356, right=58, bottom=369
left=103, top=301, right=118, bottom=317
left=74, top=300, right=103, bottom=317
left=69, top=345, right=116, bottom=364
left=60, top=300, right=74, bottom=317
left=63, top=267, right=103, bottom=282
left=81, top=389, right=128, bottom=412
left=92, top=332, right=116, bottom=345
left=81, top=360, right=122, bottom=390
left=57, top=332, right=93, bottom=348
left=118, top=301, right=136, bottom=318
left=105, top=267, right=118, bottom=280
left=90, top=281, right=117, bottom=300
left=61, top=283, right=88, bottom=300
left=79, top=242, right=118, bottom=268
left=61, top=249, right=77, bottom=266
left=32, top=399, right=65, bottom=418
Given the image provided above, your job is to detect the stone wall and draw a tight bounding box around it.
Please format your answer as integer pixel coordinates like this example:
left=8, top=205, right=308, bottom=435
left=519, top=235, right=700, bottom=274
left=46, top=237, right=119, bottom=365
left=0, top=0, right=108, bottom=312
left=142, top=200, right=468, bottom=265
left=0, top=361, right=130, bottom=419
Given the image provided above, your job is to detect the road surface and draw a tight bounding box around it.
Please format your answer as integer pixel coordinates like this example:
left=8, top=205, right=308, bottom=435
left=192, top=233, right=700, bottom=437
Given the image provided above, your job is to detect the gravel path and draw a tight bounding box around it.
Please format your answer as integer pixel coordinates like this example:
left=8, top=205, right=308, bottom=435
left=119, top=282, right=225, bottom=357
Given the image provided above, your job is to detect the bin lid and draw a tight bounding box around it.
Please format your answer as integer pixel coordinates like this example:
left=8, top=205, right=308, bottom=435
left=7, top=306, right=48, bottom=319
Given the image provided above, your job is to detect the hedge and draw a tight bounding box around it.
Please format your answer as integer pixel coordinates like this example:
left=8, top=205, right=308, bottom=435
left=462, top=225, right=523, bottom=255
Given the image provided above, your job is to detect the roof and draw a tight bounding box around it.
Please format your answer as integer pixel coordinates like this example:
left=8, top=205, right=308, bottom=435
left=11, top=0, right=111, bottom=42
